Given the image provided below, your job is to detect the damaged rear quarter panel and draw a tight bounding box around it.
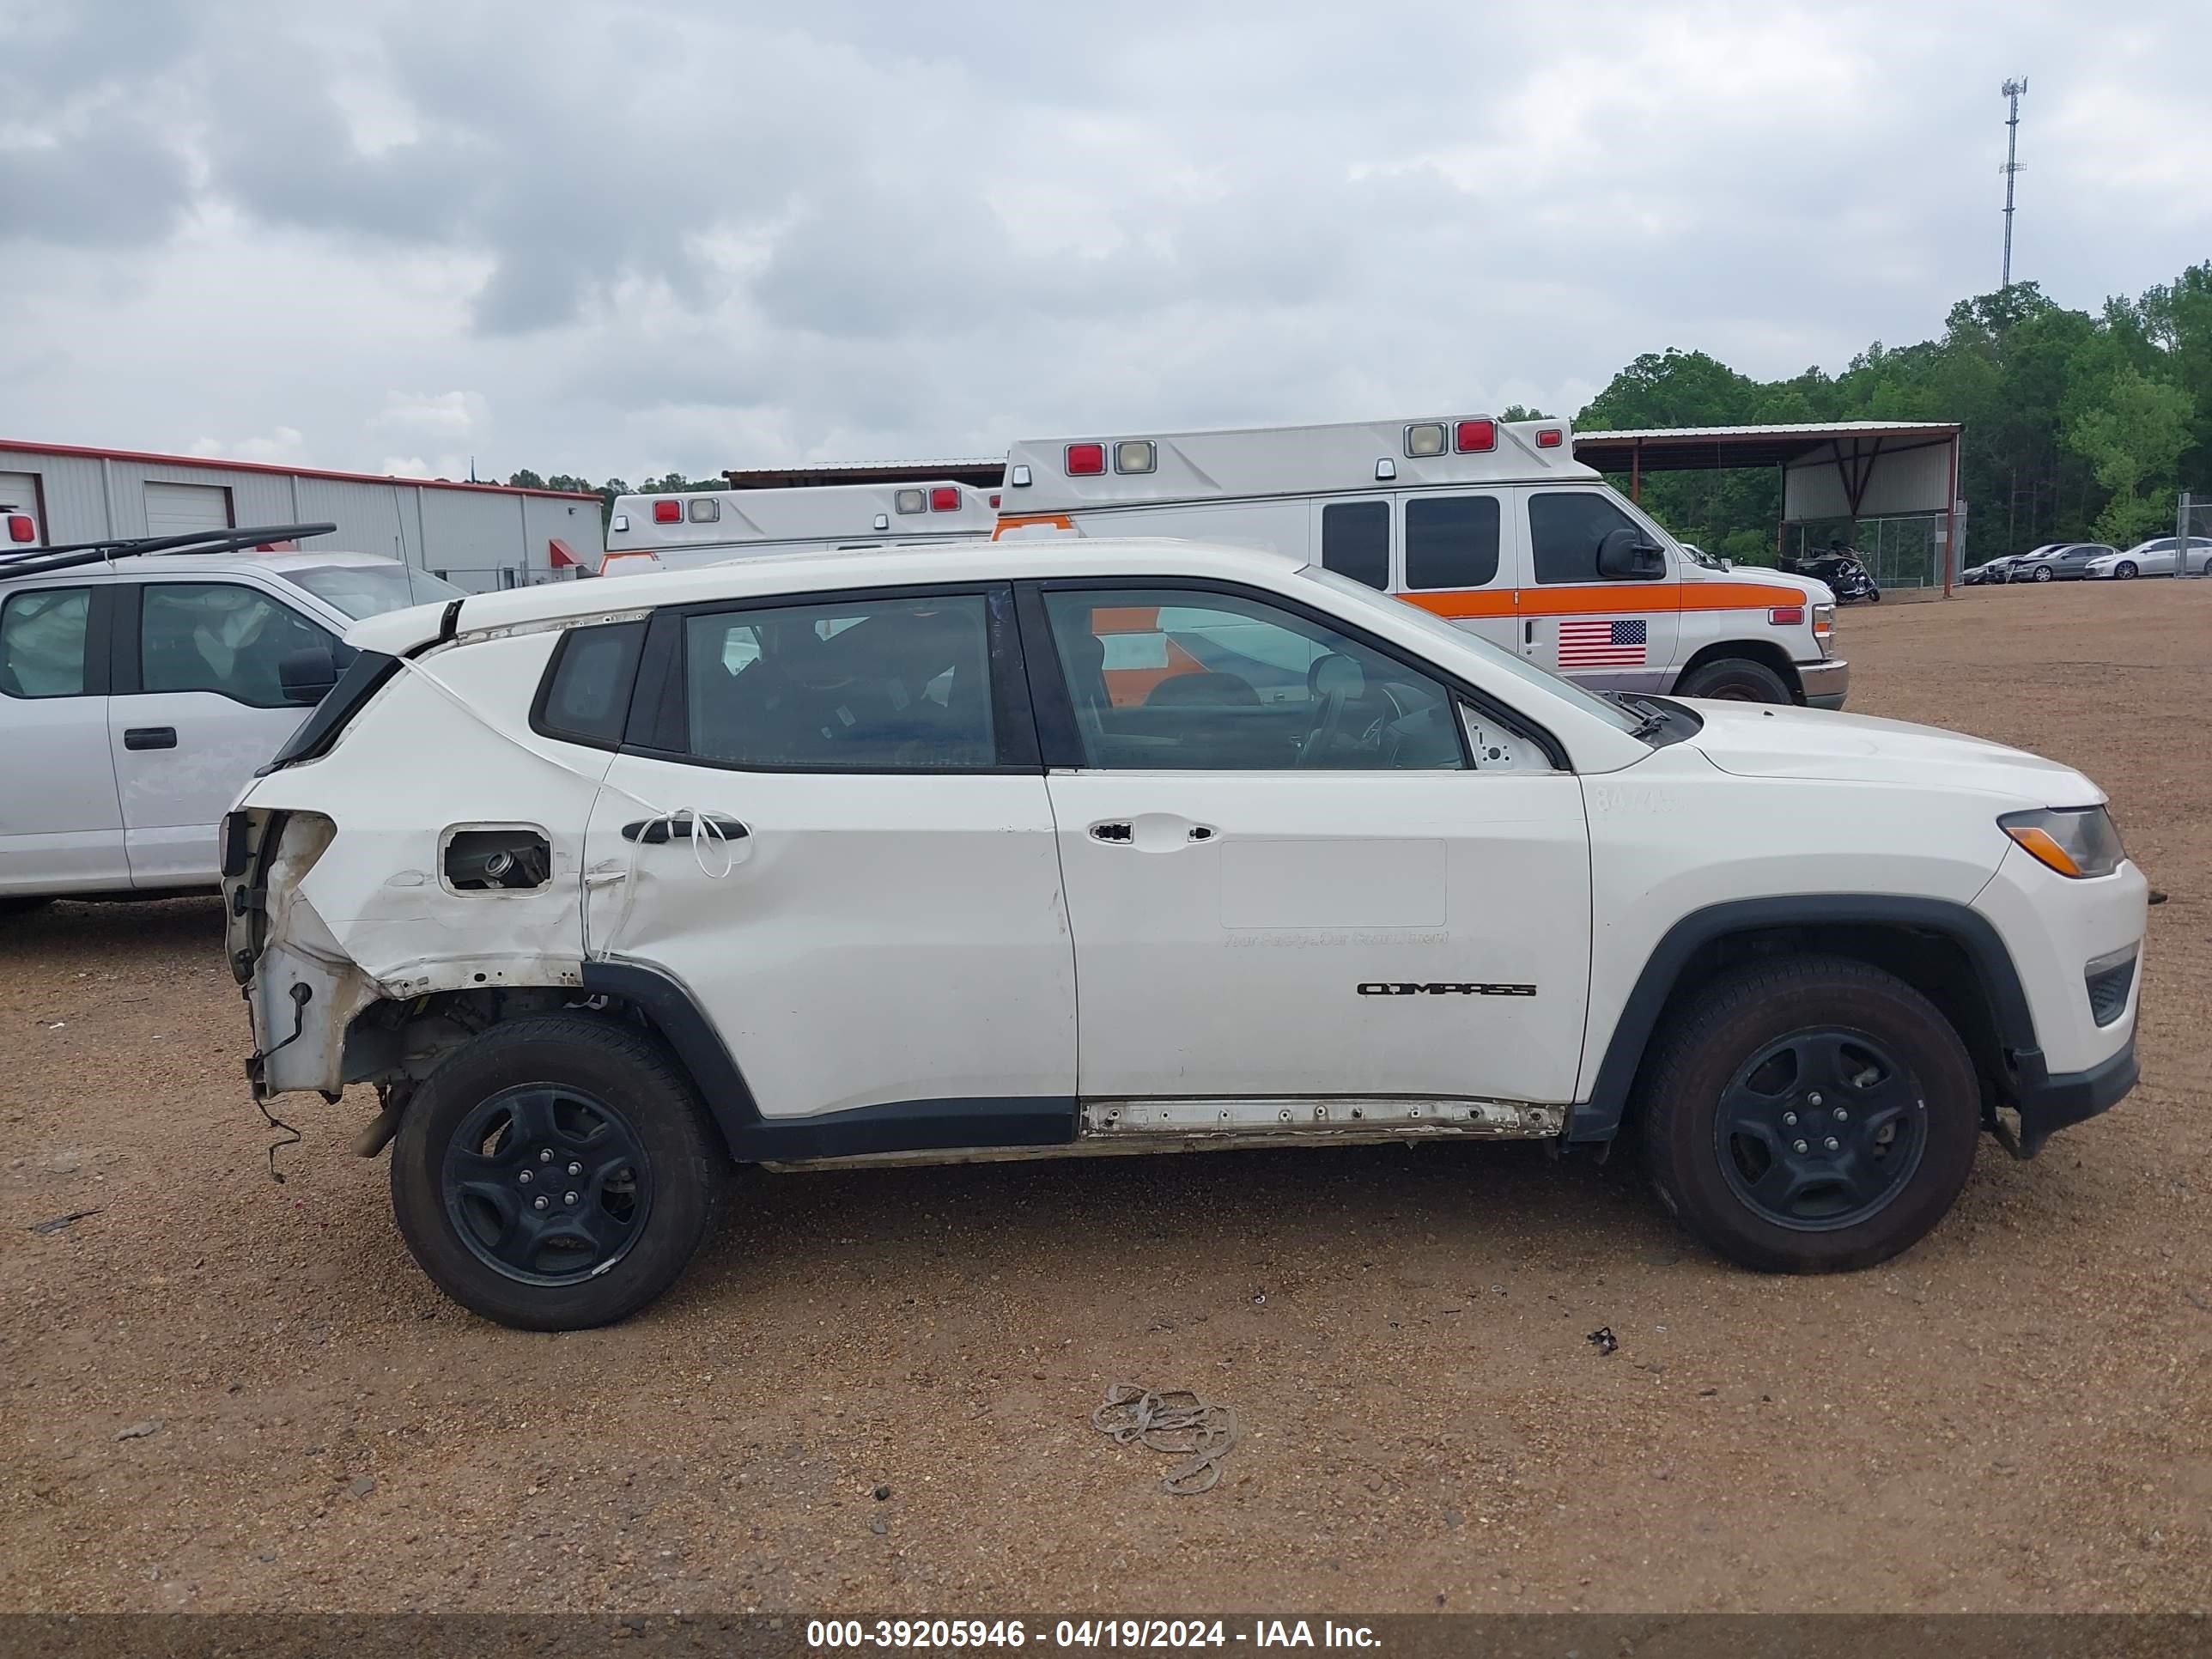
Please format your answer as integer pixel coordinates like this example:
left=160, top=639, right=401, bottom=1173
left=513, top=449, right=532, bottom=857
left=244, top=630, right=617, bottom=1092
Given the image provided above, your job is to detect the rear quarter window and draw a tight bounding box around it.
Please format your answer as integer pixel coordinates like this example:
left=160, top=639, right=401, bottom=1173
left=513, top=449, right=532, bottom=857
left=532, top=620, right=647, bottom=749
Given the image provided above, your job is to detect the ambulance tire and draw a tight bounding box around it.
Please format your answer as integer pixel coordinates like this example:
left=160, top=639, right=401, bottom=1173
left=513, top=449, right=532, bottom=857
left=1675, top=657, right=1791, bottom=704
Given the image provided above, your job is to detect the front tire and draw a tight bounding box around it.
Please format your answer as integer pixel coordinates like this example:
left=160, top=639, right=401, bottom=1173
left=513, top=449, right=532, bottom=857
left=1675, top=656, right=1792, bottom=703
left=2116, top=562, right=2137, bottom=580
left=1640, top=957, right=1980, bottom=1273
left=391, top=1015, right=727, bottom=1329
left=2033, top=565, right=2054, bottom=582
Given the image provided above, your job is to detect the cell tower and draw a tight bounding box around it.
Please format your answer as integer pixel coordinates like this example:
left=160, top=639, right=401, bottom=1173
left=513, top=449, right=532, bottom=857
left=2000, top=77, right=2028, bottom=288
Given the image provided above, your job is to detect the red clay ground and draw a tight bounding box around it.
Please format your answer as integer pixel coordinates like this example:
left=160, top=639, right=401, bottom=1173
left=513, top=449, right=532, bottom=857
left=2, top=579, right=2206, bottom=1613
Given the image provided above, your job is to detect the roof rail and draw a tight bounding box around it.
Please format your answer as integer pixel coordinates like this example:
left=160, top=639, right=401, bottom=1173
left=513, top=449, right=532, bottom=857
left=0, top=523, right=340, bottom=585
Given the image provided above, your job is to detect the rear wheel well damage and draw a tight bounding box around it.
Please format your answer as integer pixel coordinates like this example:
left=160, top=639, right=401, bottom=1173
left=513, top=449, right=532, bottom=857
left=1574, top=899, right=2034, bottom=1149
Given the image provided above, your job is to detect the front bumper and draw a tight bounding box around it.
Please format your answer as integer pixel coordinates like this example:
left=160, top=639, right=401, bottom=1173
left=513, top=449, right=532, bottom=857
left=1797, top=658, right=1849, bottom=709
left=1997, top=1036, right=2139, bottom=1158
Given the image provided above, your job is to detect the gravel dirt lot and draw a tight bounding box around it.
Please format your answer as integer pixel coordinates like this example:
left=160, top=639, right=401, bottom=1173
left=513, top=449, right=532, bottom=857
left=3, top=580, right=2208, bottom=1615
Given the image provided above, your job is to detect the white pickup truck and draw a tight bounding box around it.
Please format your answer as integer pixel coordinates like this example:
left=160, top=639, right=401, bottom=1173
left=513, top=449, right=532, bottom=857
left=224, top=535, right=2144, bottom=1330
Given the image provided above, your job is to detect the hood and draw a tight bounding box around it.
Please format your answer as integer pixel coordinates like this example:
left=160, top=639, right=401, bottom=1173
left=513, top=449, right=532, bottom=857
left=1679, top=567, right=1836, bottom=605
left=1682, top=700, right=2101, bottom=804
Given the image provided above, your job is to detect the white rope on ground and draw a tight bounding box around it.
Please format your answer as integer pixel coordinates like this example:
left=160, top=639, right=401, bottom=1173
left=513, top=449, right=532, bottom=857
left=1091, top=1382, right=1239, bottom=1496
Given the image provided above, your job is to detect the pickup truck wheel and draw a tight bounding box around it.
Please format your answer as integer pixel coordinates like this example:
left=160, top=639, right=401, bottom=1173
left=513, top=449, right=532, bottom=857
left=1641, top=957, right=1978, bottom=1273
left=1674, top=657, right=1791, bottom=703
left=390, top=1015, right=727, bottom=1330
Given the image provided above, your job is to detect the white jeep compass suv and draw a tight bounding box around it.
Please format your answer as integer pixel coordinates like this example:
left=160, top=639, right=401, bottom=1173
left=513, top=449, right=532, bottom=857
left=224, top=537, right=2146, bottom=1329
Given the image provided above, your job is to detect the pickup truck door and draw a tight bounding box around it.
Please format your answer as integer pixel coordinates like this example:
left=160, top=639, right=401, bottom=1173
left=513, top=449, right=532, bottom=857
left=0, top=582, right=130, bottom=894
left=109, top=580, right=328, bottom=889
left=1029, top=580, right=1591, bottom=1110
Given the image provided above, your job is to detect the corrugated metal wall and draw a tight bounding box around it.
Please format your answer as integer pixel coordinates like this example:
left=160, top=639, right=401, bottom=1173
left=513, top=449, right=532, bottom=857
left=0, top=446, right=607, bottom=592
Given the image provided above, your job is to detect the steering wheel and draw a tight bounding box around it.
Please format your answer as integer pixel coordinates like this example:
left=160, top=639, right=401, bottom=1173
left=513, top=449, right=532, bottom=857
left=1296, top=653, right=1364, bottom=768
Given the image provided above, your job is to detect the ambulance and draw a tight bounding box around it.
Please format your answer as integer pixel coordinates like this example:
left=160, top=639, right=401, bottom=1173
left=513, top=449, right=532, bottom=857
left=996, top=416, right=1846, bottom=708
left=599, top=480, right=998, bottom=575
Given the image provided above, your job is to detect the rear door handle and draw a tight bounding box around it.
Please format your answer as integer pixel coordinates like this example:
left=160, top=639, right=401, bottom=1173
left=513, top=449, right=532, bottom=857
left=620, top=813, right=750, bottom=844
left=1090, top=822, right=1133, bottom=843
left=1523, top=620, right=1535, bottom=646
left=124, top=726, right=177, bottom=750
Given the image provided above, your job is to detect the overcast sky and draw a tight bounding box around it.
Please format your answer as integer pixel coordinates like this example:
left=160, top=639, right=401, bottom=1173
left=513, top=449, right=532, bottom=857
left=3, top=0, right=2207, bottom=485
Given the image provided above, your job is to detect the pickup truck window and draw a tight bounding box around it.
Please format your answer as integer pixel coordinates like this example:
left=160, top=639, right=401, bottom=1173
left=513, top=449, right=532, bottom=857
left=139, top=582, right=336, bottom=708
left=0, top=587, right=92, bottom=698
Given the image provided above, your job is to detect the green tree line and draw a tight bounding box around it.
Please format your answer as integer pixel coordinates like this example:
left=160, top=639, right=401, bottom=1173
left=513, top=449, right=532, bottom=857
left=1573, top=266, right=2210, bottom=566
left=507, top=264, right=2210, bottom=568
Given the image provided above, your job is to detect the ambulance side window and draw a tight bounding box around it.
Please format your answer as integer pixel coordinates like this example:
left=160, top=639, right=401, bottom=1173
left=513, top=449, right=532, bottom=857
left=1320, top=501, right=1389, bottom=591
left=1405, top=496, right=1500, bottom=590
left=1529, top=490, right=1642, bottom=584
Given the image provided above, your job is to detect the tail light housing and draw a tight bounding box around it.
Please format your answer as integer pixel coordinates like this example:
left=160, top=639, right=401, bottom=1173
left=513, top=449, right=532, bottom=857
left=6, top=514, right=34, bottom=543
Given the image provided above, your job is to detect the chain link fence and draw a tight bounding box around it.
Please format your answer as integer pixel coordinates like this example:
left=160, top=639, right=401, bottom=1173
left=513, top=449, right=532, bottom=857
left=2179, top=493, right=2212, bottom=579
left=1782, top=513, right=1951, bottom=589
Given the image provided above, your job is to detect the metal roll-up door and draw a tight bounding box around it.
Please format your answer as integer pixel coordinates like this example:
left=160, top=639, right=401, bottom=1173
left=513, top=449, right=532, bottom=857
left=143, top=482, right=233, bottom=538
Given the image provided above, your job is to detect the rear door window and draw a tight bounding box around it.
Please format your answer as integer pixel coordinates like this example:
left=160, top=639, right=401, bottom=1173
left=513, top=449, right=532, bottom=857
left=1404, top=495, right=1501, bottom=590
left=0, top=587, right=94, bottom=698
left=1320, top=501, right=1390, bottom=591
left=677, top=593, right=996, bottom=770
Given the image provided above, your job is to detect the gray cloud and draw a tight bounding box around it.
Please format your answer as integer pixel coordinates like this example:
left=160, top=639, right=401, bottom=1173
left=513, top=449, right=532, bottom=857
left=0, top=0, right=2206, bottom=482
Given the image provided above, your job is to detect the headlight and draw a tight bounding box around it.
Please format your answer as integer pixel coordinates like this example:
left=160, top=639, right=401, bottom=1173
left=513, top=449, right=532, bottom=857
left=1812, top=603, right=1835, bottom=655
left=1999, top=806, right=2126, bottom=878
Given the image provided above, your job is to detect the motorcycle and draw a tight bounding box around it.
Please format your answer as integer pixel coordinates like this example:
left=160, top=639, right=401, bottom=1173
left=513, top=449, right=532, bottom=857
left=1784, top=544, right=1882, bottom=605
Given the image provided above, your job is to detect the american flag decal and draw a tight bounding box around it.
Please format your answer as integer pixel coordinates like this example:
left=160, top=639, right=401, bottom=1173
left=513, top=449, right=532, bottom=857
left=1558, top=617, right=1648, bottom=667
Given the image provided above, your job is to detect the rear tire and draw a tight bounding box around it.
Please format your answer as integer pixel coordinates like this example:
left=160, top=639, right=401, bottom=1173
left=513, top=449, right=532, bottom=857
left=1674, top=657, right=1792, bottom=703
left=391, top=1015, right=727, bottom=1330
left=1640, top=956, right=1980, bottom=1273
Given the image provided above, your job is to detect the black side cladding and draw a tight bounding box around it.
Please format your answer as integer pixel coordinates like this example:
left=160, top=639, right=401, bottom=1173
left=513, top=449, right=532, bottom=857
left=257, top=651, right=400, bottom=775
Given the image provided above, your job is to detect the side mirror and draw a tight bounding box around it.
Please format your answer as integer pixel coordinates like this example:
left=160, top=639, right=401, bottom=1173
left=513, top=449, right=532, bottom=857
left=1596, top=527, right=1666, bottom=580
left=1717, top=556, right=1733, bottom=570
left=278, top=644, right=340, bottom=706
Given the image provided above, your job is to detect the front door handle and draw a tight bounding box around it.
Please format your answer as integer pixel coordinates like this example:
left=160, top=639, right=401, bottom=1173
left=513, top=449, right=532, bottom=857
left=1524, top=619, right=1535, bottom=646
left=124, top=726, right=177, bottom=750
left=1090, top=817, right=1215, bottom=848
left=1090, top=822, right=1133, bottom=843
left=620, top=813, right=750, bottom=844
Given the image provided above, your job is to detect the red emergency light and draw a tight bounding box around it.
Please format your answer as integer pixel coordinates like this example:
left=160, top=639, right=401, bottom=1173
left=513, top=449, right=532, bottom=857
left=651, top=500, right=682, bottom=524
left=1769, top=606, right=1805, bottom=626
left=6, top=515, right=34, bottom=543
left=1455, top=419, right=1497, bottom=453
left=1066, top=443, right=1106, bottom=476
left=1536, top=428, right=1564, bottom=449
left=929, top=486, right=961, bottom=511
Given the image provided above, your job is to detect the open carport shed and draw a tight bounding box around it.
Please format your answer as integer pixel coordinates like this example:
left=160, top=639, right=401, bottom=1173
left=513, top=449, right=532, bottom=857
left=1574, top=421, right=1966, bottom=593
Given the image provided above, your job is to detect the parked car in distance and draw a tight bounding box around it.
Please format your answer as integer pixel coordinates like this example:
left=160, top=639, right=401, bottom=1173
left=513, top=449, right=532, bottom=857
left=2008, top=543, right=2113, bottom=582
left=0, top=524, right=463, bottom=913
left=226, top=534, right=2144, bottom=1329
left=1962, top=550, right=2043, bottom=586
left=2082, top=537, right=2212, bottom=580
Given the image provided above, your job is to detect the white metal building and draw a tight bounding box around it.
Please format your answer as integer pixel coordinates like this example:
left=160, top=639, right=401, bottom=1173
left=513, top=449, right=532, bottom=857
left=0, top=440, right=605, bottom=592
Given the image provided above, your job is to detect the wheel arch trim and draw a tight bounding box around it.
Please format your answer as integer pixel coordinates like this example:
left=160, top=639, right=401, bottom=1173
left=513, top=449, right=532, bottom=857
left=1568, top=895, right=2038, bottom=1144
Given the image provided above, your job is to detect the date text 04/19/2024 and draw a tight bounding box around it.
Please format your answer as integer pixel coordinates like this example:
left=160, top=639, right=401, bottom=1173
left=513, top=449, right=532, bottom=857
left=805, top=1620, right=1381, bottom=1650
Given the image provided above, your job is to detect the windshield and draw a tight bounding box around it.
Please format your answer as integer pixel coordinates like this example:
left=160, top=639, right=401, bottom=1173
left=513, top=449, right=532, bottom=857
left=1297, top=563, right=1647, bottom=734
left=278, top=563, right=465, bottom=619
